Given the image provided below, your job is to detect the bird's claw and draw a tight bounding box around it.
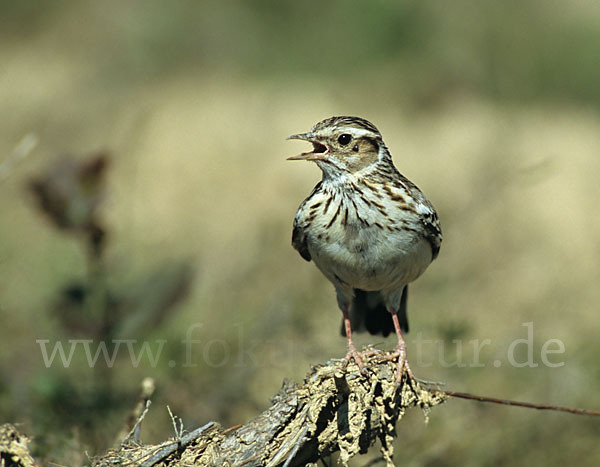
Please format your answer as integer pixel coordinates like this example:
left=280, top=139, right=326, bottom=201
left=377, top=343, right=415, bottom=385
left=344, top=343, right=369, bottom=373
left=343, top=343, right=418, bottom=385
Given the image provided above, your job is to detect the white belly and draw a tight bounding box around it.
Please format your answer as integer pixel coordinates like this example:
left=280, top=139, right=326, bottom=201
left=307, top=220, right=432, bottom=292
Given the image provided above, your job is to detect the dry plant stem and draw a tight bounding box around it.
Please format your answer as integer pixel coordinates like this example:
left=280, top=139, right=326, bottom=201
left=0, top=133, right=38, bottom=181
left=440, top=390, right=600, bottom=417
left=116, top=377, right=156, bottom=445
left=84, top=240, right=112, bottom=392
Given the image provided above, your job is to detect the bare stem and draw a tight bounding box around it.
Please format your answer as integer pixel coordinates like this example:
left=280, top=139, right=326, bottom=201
left=439, top=390, right=600, bottom=417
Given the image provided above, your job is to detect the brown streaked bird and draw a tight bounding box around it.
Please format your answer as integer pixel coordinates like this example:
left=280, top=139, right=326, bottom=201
left=288, top=116, right=441, bottom=381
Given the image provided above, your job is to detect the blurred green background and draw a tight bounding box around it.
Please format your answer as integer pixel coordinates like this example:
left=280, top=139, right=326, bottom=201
left=2, top=0, right=600, bottom=465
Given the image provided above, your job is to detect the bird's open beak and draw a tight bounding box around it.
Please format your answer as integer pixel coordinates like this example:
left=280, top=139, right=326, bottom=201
left=286, top=132, right=329, bottom=161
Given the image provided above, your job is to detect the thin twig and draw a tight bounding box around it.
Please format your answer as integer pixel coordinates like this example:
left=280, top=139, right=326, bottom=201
left=439, top=390, right=600, bottom=417
left=117, top=377, right=155, bottom=445
left=0, top=133, right=38, bottom=181
left=166, top=405, right=185, bottom=441
left=282, top=424, right=308, bottom=467
left=167, top=406, right=181, bottom=440
left=123, top=400, right=152, bottom=444
left=220, top=424, right=243, bottom=436
left=139, top=422, right=215, bottom=467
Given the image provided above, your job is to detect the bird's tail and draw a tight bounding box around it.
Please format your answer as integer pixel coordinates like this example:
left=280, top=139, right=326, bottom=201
left=340, top=286, right=409, bottom=337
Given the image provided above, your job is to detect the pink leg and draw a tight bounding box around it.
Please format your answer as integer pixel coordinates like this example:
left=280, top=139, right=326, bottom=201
left=342, top=307, right=365, bottom=370
left=381, top=311, right=415, bottom=383
left=392, top=313, right=413, bottom=377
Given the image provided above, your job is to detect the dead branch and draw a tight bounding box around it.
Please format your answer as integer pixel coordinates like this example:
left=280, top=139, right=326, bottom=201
left=93, top=353, right=445, bottom=467
left=438, top=390, right=600, bottom=416
left=0, top=423, right=38, bottom=467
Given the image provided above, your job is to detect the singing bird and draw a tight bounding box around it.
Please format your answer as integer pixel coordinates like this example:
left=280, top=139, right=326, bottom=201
left=288, top=116, right=441, bottom=379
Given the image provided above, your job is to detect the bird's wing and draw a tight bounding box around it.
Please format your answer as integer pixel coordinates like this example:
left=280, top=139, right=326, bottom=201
left=392, top=175, right=442, bottom=261
left=422, top=209, right=442, bottom=260
left=291, top=221, right=311, bottom=262
left=292, top=182, right=325, bottom=262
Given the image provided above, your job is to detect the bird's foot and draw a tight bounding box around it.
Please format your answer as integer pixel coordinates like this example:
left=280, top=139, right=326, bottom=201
left=344, top=343, right=368, bottom=373
left=378, top=343, right=415, bottom=385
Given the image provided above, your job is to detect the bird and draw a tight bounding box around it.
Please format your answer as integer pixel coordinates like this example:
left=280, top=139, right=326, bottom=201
left=287, top=116, right=442, bottom=381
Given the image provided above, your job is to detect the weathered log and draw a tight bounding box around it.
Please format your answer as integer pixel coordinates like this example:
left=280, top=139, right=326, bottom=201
left=0, top=423, right=38, bottom=467
left=94, top=352, right=446, bottom=466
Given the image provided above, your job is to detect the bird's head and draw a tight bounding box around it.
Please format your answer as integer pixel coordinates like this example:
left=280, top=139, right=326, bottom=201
left=287, top=116, right=386, bottom=178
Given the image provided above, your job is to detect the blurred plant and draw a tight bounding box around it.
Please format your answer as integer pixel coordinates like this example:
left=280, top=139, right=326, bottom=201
left=29, top=153, right=108, bottom=256
left=27, top=152, right=195, bottom=448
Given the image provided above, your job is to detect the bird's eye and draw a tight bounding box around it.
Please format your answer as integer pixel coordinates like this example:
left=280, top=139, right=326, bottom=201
left=338, top=134, right=351, bottom=146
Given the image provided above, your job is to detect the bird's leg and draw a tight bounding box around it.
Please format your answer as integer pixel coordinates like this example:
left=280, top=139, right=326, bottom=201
left=382, top=311, right=415, bottom=383
left=342, top=306, right=366, bottom=371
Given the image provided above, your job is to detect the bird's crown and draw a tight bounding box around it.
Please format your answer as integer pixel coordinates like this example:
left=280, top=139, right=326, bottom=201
left=311, top=116, right=382, bottom=140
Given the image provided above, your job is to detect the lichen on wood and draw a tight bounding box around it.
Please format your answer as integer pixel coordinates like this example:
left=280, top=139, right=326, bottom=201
left=0, top=423, right=38, bottom=467
left=94, top=351, right=446, bottom=467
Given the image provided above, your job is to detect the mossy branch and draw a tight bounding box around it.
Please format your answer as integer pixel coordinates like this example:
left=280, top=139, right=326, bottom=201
left=94, top=353, right=445, bottom=467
